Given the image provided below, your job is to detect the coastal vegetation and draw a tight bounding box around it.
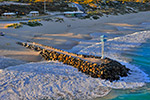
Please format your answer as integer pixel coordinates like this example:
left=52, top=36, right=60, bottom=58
left=21, top=19, right=43, bottom=27
left=0, top=0, right=150, bottom=18
left=6, top=19, right=42, bottom=28
left=5, top=17, right=66, bottom=29
left=6, top=23, right=23, bottom=29
left=0, top=0, right=149, bottom=3
left=54, top=17, right=64, bottom=22
left=0, top=1, right=150, bottom=99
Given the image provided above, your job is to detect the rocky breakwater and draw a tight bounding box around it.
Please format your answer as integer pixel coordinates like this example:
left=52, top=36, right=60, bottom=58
left=17, top=42, right=130, bottom=82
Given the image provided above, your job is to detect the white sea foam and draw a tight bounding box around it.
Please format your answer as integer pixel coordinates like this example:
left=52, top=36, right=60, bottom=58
left=0, top=61, right=111, bottom=100
left=0, top=58, right=148, bottom=100
left=77, top=30, right=150, bottom=86
left=0, top=30, right=150, bottom=99
left=77, top=31, right=150, bottom=62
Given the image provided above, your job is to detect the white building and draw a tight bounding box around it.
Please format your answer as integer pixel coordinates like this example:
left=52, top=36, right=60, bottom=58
left=0, top=1, right=29, bottom=6
left=64, top=11, right=85, bottom=17
left=27, top=11, right=39, bottom=17
left=1, top=12, right=16, bottom=18
left=64, top=3, right=86, bottom=17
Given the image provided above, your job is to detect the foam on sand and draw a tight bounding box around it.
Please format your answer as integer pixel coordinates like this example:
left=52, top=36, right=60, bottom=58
left=0, top=61, right=111, bottom=100
left=79, top=31, right=150, bottom=59
left=77, top=30, right=150, bottom=86
left=0, top=31, right=150, bottom=99
left=0, top=57, right=149, bottom=100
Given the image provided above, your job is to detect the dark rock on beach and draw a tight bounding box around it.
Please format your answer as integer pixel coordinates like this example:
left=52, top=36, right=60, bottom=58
left=17, top=42, right=130, bottom=82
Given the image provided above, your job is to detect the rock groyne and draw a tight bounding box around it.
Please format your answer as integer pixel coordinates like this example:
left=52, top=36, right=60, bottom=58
left=17, top=42, right=130, bottom=82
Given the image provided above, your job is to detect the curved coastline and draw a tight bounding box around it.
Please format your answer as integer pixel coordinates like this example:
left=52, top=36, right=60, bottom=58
left=77, top=30, right=150, bottom=86
left=0, top=12, right=150, bottom=99
left=0, top=31, right=150, bottom=99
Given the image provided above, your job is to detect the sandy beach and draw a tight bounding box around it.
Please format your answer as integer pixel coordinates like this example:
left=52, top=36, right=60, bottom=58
left=0, top=11, right=150, bottom=99
left=0, top=11, right=150, bottom=62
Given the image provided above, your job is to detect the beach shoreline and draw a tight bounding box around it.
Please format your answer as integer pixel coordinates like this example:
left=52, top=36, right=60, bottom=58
left=0, top=11, right=150, bottom=100
left=0, top=11, right=150, bottom=63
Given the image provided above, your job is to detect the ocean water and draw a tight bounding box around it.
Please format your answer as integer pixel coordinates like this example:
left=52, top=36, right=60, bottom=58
left=94, top=22, right=150, bottom=100
left=1, top=19, right=150, bottom=99
left=96, top=39, right=150, bottom=100
left=110, top=40, right=150, bottom=100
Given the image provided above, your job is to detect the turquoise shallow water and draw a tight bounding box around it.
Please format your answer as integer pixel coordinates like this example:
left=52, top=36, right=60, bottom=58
left=125, top=40, right=150, bottom=74
left=111, top=40, right=150, bottom=100
left=1, top=20, right=150, bottom=100
left=112, top=93, right=150, bottom=100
